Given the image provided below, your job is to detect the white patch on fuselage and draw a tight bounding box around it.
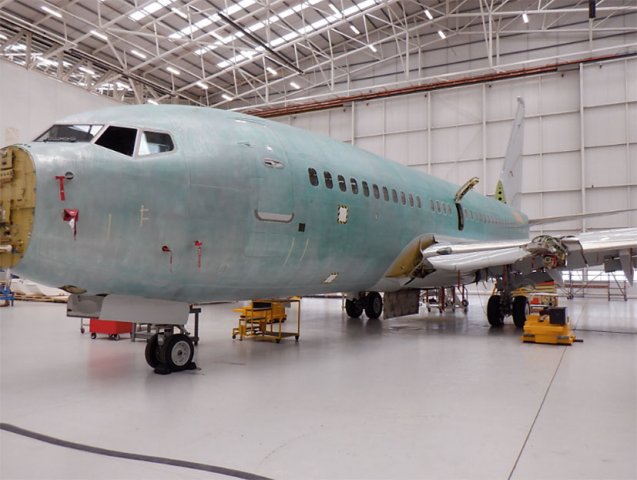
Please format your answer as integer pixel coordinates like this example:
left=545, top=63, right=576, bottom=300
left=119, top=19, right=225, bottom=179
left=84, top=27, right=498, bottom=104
left=337, top=205, right=348, bottom=224
left=323, top=273, right=339, bottom=284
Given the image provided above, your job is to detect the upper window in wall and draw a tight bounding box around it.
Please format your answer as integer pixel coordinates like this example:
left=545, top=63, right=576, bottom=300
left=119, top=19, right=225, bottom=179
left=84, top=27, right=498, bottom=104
left=138, top=131, right=174, bottom=156
left=308, top=168, right=319, bottom=186
left=324, top=171, right=333, bottom=189
left=95, top=126, right=137, bottom=156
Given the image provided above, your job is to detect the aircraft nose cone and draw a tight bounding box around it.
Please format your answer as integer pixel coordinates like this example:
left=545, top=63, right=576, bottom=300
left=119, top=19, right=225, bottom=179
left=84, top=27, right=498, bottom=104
left=0, top=145, right=37, bottom=269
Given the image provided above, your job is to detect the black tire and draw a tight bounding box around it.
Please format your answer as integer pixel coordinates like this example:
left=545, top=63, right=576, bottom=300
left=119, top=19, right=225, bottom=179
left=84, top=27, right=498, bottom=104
left=345, top=299, right=363, bottom=318
left=512, top=296, right=529, bottom=329
left=161, top=334, right=194, bottom=372
left=364, top=292, right=383, bottom=319
left=487, top=295, right=504, bottom=327
left=90, top=333, right=96, bottom=339
left=145, top=333, right=163, bottom=369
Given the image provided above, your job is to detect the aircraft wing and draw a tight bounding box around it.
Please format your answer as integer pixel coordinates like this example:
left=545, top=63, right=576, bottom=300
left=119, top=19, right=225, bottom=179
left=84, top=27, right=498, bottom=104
left=420, top=227, right=637, bottom=285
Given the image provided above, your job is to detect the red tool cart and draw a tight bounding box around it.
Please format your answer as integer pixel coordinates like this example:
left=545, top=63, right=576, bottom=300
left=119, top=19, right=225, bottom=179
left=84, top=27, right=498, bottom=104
left=89, top=318, right=133, bottom=340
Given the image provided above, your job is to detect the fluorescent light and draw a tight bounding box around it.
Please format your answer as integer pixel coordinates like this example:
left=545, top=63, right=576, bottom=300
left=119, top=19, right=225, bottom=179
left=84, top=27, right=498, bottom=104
left=329, top=3, right=341, bottom=15
left=437, top=30, right=446, bottom=39
left=221, top=93, right=233, bottom=101
left=266, top=66, right=278, bottom=76
left=290, top=81, right=300, bottom=89
left=424, top=9, right=433, bottom=20
left=41, top=6, right=63, bottom=18
left=368, top=44, right=377, bottom=53
left=196, top=81, right=208, bottom=89
left=522, top=12, right=529, bottom=23
left=79, top=66, right=95, bottom=75
left=90, top=30, right=108, bottom=41
left=147, top=99, right=158, bottom=105
left=350, top=25, right=360, bottom=35
left=171, top=7, right=188, bottom=19
left=131, top=49, right=147, bottom=59
left=166, top=66, right=180, bottom=75
left=0, top=33, right=7, bottom=40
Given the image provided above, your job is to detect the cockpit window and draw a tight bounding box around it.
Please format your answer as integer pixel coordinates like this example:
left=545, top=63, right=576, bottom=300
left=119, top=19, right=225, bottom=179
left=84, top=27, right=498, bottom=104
left=138, top=131, right=174, bottom=156
left=35, top=124, right=103, bottom=143
left=94, top=126, right=137, bottom=156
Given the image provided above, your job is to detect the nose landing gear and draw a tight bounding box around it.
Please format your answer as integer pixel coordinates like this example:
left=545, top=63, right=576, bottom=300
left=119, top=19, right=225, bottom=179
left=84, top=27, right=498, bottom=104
left=145, top=327, right=197, bottom=374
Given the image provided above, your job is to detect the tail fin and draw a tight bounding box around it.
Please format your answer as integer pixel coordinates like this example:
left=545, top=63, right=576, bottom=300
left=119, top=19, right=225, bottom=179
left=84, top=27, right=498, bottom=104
left=495, top=97, right=525, bottom=211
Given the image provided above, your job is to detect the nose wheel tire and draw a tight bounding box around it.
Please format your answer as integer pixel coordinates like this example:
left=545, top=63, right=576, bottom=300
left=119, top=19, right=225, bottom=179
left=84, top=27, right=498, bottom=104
left=512, top=296, right=529, bottom=329
left=145, top=334, right=163, bottom=369
left=160, top=334, right=195, bottom=372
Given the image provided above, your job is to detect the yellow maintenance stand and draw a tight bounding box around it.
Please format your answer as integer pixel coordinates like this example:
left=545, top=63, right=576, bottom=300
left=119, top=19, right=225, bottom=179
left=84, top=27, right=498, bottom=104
left=521, top=307, right=578, bottom=345
left=232, top=298, right=301, bottom=343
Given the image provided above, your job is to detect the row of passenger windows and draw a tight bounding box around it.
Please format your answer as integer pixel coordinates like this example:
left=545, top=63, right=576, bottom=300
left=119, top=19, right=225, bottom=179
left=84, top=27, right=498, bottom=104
left=308, top=168, right=513, bottom=226
left=308, top=168, right=423, bottom=208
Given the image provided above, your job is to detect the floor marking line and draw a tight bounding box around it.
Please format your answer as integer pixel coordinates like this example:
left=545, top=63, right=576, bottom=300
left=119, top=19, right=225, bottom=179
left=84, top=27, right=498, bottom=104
left=0, top=423, right=274, bottom=480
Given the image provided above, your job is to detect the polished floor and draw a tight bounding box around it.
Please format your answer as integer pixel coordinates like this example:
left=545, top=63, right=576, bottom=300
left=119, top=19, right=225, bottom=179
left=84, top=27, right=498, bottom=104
left=1, top=295, right=635, bottom=480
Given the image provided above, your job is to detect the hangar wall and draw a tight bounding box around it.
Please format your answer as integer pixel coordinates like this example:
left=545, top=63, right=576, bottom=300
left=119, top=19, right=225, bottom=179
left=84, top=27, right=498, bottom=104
left=0, top=60, right=120, bottom=146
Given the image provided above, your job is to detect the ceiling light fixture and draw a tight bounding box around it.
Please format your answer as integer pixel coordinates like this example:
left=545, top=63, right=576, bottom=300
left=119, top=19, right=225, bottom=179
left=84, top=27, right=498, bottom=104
left=221, top=93, right=233, bottom=101
left=522, top=12, right=529, bottom=23
left=166, top=66, right=180, bottom=75
left=437, top=30, right=446, bottom=39
left=368, top=44, right=377, bottom=53
left=350, top=25, right=360, bottom=35
left=41, top=6, right=63, bottom=18
left=147, top=99, right=159, bottom=105
left=196, top=81, right=208, bottom=89
left=266, top=66, right=278, bottom=76
left=290, top=81, right=300, bottom=89
left=131, top=49, right=147, bottom=59
left=329, top=3, right=341, bottom=15
left=424, top=9, right=433, bottom=20
left=171, top=7, right=188, bottom=19
left=90, top=30, right=108, bottom=41
left=79, top=66, right=95, bottom=75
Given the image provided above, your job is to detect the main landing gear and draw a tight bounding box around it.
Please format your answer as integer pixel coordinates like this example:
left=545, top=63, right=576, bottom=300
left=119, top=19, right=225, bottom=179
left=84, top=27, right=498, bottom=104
left=145, top=326, right=197, bottom=374
left=487, top=293, right=529, bottom=329
left=345, top=292, right=383, bottom=319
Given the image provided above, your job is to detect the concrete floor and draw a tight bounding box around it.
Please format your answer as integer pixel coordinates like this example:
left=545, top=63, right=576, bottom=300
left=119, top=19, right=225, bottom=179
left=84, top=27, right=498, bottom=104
left=0, top=295, right=635, bottom=480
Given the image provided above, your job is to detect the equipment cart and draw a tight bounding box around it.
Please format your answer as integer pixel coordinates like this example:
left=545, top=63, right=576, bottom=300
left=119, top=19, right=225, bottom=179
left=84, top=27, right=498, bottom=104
left=89, top=318, right=133, bottom=340
left=232, top=298, right=301, bottom=343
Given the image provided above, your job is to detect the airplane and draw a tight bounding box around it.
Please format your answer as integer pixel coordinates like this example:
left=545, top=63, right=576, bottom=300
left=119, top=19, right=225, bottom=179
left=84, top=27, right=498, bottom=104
left=1, top=98, right=635, bottom=373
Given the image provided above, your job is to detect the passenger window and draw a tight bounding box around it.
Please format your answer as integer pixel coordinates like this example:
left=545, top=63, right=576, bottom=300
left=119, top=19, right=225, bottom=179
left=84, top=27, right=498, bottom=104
left=308, top=168, right=319, bottom=186
left=324, top=172, right=333, bottom=189
left=373, top=184, right=380, bottom=199
left=391, top=189, right=398, bottom=203
left=95, top=126, right=137, bottom=156
left=400, top=192, right=406, bottom=205
left=430, top=199, right=435, bottom=211
left=382, top=187, right=389, bottom=201
left=338, top=175, right=347, bottom=192
left=435, top=200, right=441, bottom=213
left=350, top=178, right=358, bottom=194
left=362, top=181, right=370, bottom=197
left=416, top=196, right=422, bottom=208
left=408, top=194, right=414, bottom=207
left=138, top=131, right=174, bottom=156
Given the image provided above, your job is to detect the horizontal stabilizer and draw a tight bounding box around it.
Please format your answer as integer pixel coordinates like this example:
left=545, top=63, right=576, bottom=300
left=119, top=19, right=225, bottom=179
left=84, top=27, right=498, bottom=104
left=529, top=208, right=636, bottom=226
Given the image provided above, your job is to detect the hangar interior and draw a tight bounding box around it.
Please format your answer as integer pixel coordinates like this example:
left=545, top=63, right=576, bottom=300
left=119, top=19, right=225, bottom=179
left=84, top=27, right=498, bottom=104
left=1, top=1, right=636, bottom=479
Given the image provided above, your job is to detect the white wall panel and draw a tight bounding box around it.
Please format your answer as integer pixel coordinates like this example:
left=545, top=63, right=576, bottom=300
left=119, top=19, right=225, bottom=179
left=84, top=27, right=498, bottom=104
left=354, top=101, right=384, bottom=137
left=539, top=72, right=580, bottom=114
left=355, top=136, right=384, bottom=158
left=586, top=145, right=629, bottom=187
left=541, top=152, right=581, bottom=192
left=584, top=104, right=628, bottom=147
left=542, top=112, right=580, bottom=153
left=431, top=86, right=482, bottom=128
left=583, top=61, right=627, bottom=107
left=385, top=131, right=427, bottom=166
left=0, top=61, right=120, bottom=146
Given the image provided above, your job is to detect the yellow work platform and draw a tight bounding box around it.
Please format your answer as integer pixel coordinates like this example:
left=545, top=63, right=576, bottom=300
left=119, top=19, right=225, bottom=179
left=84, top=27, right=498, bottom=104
left=521, top=307, right=577, bottom=345
left=232, top=298, right=301, bottom=343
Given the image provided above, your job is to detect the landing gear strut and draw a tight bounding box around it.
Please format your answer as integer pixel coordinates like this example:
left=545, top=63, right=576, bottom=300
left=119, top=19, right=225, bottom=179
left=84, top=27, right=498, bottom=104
left=145, top=327, right=197, bottom=374
left=345, top=292, right=383, bottom=319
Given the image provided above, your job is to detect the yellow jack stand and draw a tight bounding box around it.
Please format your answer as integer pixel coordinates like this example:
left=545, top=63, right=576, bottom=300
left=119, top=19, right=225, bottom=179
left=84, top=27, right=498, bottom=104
left=521, top=307, right=577, bottom=345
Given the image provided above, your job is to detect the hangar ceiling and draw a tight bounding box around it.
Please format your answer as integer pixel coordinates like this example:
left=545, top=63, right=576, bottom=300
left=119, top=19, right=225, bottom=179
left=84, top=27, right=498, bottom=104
left=0, top=0, right=636, bottom=115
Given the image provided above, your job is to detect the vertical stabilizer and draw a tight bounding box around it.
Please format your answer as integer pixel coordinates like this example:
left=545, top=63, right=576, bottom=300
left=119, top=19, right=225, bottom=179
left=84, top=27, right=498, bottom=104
left=495, top=97, right=525, bottom=211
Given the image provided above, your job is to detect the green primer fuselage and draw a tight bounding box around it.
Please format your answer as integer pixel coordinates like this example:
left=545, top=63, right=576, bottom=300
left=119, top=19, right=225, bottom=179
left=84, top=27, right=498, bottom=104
left=15, top=105, right=529, bottom=302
